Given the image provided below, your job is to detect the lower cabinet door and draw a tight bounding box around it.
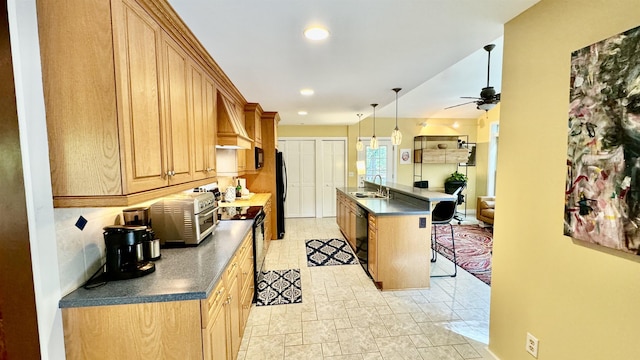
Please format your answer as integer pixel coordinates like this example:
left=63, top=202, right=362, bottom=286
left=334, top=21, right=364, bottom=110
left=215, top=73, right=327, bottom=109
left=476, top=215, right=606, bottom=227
left=368, top=226, right=378, bottom=281
left=203, top=302, right=229, bottom=360
left=228, top=272, right=242, bottom=359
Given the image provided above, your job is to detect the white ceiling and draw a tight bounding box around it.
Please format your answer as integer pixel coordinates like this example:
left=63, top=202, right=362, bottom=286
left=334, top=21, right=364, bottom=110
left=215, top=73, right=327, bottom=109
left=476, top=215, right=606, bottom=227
left=168, top=0, right=539, bottom=125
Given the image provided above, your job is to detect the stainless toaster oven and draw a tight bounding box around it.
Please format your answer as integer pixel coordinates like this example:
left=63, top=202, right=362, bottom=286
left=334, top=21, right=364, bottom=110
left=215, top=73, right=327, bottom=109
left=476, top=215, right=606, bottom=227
left=150, top=192, right=219, bottom=246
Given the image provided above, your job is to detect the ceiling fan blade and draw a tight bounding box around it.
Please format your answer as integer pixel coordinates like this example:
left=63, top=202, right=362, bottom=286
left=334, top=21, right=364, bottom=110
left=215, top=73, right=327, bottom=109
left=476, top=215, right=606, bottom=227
left=445, top=101, right=477, bottom=109
left=460, top=96, right=481, bottom=100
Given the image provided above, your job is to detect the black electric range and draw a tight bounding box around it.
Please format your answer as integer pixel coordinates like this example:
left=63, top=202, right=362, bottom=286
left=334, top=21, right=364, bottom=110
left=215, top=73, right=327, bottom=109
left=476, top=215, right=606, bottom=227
left=218, top=205, right=263, bottom=221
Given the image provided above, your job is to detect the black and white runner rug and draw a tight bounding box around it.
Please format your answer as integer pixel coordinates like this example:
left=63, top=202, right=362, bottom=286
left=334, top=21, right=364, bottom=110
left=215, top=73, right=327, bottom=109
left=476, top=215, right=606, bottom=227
left=305, top=238, right=359, bottom=267
left=256, top=269, right=302, bottom=306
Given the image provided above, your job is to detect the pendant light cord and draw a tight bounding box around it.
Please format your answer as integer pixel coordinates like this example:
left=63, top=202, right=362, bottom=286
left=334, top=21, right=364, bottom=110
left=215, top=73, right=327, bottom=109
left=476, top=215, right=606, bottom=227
left=393, top=88, right=401, bottom=130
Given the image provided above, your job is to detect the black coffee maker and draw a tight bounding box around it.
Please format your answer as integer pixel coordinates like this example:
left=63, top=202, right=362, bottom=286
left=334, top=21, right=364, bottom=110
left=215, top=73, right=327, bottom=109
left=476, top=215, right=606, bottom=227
left=103, top=225, right=155, bottom=280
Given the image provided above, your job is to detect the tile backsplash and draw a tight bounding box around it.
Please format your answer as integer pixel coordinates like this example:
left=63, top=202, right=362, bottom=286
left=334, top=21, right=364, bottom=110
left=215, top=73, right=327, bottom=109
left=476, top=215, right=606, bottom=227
left=54, top=201, right=156, bottom=296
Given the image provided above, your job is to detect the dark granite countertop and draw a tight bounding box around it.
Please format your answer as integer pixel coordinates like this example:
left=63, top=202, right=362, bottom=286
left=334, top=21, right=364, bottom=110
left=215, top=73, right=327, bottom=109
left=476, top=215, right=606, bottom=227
left=337, top=187, right=430, bottom=216
left=59, top=220, right=253, bottom=308
left=364, top=180, right=457, bottom=202
left=337, top=181, right=455, bottom=216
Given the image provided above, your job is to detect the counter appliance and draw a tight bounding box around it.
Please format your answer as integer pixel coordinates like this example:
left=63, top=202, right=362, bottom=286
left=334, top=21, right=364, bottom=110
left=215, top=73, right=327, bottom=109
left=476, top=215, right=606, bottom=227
left=150, top=192, right=218, bottom=246
left=103, top=225, right=155, bottom=280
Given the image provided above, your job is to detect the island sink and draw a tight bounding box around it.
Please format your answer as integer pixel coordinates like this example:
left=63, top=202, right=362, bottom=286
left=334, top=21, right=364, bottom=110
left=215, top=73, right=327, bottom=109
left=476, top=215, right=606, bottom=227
left=348, top=191, right=388, bottom=199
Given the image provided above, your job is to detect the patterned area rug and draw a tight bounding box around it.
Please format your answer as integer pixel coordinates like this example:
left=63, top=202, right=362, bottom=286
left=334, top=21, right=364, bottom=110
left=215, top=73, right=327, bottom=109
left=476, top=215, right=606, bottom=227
left=256, top=269, right=302, bottom=306
left=305, top=238, right=359, bottom=267
left=432, top=224, right=493, bottom=285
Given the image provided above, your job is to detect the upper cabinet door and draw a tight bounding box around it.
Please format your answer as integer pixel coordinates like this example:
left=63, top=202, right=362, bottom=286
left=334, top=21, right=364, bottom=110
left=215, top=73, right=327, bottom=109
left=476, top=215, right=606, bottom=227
left=189, top=62, right=208, bottom=181
left=190, top=64, right=217, bottom=180
left=161, top=34, right=194, bottom=185
left=204, top=75, right=217, bottom=176
left=113, top=0, right=168, bottom=193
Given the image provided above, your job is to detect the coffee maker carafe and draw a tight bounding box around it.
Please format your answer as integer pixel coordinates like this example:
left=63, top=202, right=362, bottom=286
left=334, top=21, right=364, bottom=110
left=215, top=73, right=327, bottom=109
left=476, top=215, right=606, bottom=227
left=103, top=225, right=155, bottom=280
left=123, top=207, right=161, bottom=261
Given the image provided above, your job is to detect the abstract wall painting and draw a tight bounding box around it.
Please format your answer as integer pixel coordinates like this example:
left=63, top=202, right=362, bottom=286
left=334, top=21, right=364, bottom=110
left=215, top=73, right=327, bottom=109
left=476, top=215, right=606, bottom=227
left=565, top=24, right=640, bottom=255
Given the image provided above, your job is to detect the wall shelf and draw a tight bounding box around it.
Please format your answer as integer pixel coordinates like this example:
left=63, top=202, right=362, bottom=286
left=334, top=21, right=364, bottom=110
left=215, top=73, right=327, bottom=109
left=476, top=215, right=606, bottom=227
left=413, top=135, right=470, bottom=218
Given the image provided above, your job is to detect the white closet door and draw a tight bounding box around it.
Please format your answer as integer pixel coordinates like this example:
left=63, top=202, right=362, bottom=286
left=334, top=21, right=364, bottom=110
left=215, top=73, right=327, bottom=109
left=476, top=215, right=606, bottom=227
left=281, top=140, right=316, bottom=218
left=321, top=140, right=346, bottom=217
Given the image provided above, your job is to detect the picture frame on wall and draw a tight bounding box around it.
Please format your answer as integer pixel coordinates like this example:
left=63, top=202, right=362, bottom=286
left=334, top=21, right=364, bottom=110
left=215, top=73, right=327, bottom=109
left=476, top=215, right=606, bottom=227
left=564, top=24, right=640, bottom=256
left=399, top=148, right=411, bottom=164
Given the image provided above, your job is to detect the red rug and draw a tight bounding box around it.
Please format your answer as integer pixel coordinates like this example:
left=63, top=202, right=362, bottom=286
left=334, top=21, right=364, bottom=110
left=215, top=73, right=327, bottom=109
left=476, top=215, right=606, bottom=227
left=432, top=224, right=493, bottom=285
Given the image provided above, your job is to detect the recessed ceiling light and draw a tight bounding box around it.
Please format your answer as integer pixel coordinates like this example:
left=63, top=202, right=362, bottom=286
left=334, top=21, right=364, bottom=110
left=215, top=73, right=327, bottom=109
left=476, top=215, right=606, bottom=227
left=304, top=27, right=329, bottom=41
left=300, top=88, right=314, bottom=96
left=298, top=111, right=308, bottom=115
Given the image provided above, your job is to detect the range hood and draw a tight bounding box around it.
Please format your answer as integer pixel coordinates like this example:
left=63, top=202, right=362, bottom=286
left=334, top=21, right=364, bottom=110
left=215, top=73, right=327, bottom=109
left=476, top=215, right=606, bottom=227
left=217, top=93, right=252, bottom=149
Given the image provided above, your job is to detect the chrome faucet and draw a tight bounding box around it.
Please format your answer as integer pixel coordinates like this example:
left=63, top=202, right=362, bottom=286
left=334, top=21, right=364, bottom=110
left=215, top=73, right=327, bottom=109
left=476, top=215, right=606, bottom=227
left=373, top=174, right=383, bottom=195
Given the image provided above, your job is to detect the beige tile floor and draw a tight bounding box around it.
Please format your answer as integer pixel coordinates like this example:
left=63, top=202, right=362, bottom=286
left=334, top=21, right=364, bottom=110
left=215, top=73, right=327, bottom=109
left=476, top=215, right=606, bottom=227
left=238, top=217, right=494, bottom=360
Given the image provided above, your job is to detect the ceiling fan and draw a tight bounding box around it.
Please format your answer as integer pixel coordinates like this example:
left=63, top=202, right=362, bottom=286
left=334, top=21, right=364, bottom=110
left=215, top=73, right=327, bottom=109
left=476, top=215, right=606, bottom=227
left=446, top=44, right=501, bottom=111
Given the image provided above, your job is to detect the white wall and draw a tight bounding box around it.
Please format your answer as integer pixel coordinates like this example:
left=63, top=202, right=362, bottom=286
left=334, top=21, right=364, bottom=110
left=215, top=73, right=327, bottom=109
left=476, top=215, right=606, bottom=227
left=8, top=0, right=65, bottom=358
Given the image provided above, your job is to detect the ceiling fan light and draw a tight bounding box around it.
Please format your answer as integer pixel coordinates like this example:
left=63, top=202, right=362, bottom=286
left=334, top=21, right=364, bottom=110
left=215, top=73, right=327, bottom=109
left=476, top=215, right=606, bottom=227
left=478, top=103, right=496, bottom=111
left=391, top=127, right=402, bottom=145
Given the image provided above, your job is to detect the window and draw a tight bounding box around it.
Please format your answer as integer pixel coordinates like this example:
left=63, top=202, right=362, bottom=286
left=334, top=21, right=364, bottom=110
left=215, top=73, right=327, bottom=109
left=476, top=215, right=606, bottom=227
left=365, top=146, right=388, bottom=181
left=357, top=138, right=396, bottom=184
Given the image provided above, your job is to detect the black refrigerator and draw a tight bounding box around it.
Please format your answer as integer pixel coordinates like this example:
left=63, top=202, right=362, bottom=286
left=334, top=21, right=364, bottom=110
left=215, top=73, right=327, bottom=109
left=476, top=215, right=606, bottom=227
left=275, top=149, right=287, bottom=239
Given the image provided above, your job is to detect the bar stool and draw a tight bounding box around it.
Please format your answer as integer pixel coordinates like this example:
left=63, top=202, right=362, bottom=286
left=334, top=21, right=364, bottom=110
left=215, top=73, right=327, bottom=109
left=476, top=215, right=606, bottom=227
left=430, top=186, right=464, bottom=277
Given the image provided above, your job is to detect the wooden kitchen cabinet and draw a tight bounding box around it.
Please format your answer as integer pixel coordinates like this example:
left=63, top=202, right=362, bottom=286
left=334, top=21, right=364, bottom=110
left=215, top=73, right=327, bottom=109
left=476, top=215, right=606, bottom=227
left=245, top=113, right=279, bottom=240
left=336, top=192, right=357, bottom=250
left=368, top=213, right=378, bottom=281
left=263, top=197, right=273, bottom=246
left=202, top=280, right=229, bottom=360
left=347, top=200, right=357, bottom=250
left=37, top=0, right=244, bottom=207
left=370, top=214, right=431, bottom=290
left=191, top=64, right=218, bottom=180
left=244, top=103, right=264, bottom=172
left=160, top=33, right=194, bottom=185
left=62, top=232, right=254, bottom=360
left=226, top=261, right=241, bottom=359
left=246, top=104, right=263, bottom=148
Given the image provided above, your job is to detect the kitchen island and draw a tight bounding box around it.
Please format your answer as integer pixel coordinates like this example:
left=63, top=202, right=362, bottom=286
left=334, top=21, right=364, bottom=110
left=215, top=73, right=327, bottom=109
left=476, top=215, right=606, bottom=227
left=59, top=220, right=254, bottom=360
left=336, top=181, right=455, bottom=291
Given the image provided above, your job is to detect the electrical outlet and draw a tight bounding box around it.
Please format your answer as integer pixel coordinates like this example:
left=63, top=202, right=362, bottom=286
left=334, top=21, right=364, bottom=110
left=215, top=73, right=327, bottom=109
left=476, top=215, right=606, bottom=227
left=526, top=332, right=539, bottom=358
left=419, top=217, right=426, bottom=228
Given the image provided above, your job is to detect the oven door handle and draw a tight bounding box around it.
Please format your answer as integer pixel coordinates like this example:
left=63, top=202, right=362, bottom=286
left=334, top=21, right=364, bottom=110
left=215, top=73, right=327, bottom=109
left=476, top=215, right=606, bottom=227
left=254, top=212, right=266, bottom=226
left=199, top=206, right=219, bottom=219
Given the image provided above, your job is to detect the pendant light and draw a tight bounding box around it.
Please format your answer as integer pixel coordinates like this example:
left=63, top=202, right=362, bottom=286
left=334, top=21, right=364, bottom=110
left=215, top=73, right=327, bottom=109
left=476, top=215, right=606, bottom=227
left=356, top=113, right=364, bottom=151
left=370, top=104, right=379, bottom=149
left=391, top=88, right=402, bottom=145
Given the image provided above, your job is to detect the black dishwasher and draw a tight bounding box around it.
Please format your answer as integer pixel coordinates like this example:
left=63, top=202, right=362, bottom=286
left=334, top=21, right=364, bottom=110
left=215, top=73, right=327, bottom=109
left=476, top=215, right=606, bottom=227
left=354, top=205, right=369, bottom=275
